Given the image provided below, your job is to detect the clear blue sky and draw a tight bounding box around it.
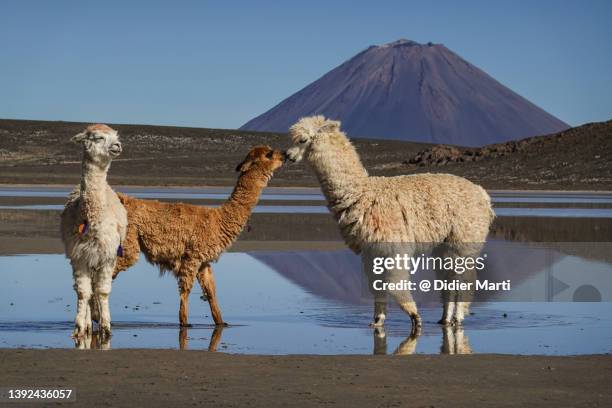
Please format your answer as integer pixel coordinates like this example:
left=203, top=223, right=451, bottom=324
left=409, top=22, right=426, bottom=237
left=1, top=0, right=610, bottom=129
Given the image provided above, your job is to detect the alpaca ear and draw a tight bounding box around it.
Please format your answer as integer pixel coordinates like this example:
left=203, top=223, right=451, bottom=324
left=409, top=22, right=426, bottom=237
left=71, top=132, right=88, bottom=144
left=236, top=160, right=252, bottom=172
left=318, top=120, right=341, bottom=133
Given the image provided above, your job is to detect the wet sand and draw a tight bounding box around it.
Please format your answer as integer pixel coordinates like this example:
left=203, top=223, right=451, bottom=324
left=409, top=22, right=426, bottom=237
left=1, top=349, right=610, bottom=407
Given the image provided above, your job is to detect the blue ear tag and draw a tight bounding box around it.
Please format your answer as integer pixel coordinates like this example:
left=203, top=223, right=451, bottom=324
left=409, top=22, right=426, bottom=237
left=117, top=245, right=123, bottom=257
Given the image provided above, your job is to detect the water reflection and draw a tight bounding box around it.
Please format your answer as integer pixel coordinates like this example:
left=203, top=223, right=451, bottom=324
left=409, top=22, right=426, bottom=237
left=70, top=323, right=475, bottom=356
left=179, top=326, right=224, bottom=351
left=72, top=326, right=226, bottom=351
left=251, top=240, right=612, bottom=307
left=1, top=206, right=612, bottom=354
left=372, top=326, right=472, bottom=355
left=74, top=331, right=110, bottom=350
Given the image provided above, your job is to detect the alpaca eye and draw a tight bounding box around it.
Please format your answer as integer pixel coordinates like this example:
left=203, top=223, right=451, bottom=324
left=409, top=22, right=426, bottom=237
left=299, top=139, right=307, bottom=144
left=266, top=151, right=274, bottom=158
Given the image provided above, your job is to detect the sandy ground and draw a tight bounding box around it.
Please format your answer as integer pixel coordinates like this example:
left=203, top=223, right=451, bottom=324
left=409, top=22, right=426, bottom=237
left=1, top=349, right=610, bottom=407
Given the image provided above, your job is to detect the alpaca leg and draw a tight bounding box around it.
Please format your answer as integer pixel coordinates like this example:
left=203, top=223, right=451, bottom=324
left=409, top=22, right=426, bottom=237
left=74, top=331, right=92, bottom=349
left=113, top=225, right=140, bottom=280
left=454, top=301, right=471, bottom=325
left=72, top=267, right=93, bottom=338
left=433, top=243, right=478, bottom=325
left=369, top=300, right=387, bottom=327
left=94, top=264, right=114, bottom=338
left=84, top=300, right=92, bottom=331
left=397, top=300, right=423, bottom=331
left=386, top=261, right=422, bottom=330
left=178, top=271, right=196, bottom=327
left=89, top=297, right=99, bottom=323
left=197, top=263, right=225, bottom=326
left=439, top=295, right=457, bottom=326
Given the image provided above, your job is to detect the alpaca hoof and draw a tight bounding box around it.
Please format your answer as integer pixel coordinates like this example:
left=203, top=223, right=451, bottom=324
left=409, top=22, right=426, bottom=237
left=72, top=325, right=86, bottom=338
left=180, top=323, right=193, bottom=328
left=369, top=321, right=385, bottom=328
left=99, top=325, right=112, bottom=339
left=437, top=319, right=452, bottom=326
left=216, top=322, right=228, bottom=327
left=411, top=315, right=423, bottom=328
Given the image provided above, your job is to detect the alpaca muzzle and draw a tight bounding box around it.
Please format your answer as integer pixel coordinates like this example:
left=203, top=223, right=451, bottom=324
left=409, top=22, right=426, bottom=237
left=109, top=143, right=122, bottom=157
left=285, top=147, right=301, bottom=163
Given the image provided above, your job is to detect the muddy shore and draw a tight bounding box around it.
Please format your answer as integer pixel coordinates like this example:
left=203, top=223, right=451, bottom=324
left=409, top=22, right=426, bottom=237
left=1, top=349, right=610, bottom=407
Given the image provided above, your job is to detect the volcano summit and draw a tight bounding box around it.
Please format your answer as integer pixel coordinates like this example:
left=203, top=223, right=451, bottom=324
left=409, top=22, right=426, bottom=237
left=241, top=39, right=568, bottom=146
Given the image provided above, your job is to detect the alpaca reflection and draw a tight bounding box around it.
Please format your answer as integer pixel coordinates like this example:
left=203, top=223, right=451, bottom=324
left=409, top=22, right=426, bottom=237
left=440, top=325, right=472, bottom=354
left=74, top=331, right=111, bottom=350
left=74, top=326, right=225, bottom=351
left=372, top=327, right=420, bottom=355
left=432, top=243, right=482, bottom=326
left=179, top=326, right=225, bottom=351
left=372, top=325, right=472, bottom=355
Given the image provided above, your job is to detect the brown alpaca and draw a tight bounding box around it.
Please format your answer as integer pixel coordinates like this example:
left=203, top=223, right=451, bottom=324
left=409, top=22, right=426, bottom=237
left=113, top=146, right=285, bottom=326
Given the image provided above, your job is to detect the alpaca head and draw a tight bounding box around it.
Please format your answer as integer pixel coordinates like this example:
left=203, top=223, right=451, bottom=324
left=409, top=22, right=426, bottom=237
left=71, top=124, right=122, bottom=165
left=235, top=145, right=285, bottom=175
left=286, top=115, right=341, bottom=163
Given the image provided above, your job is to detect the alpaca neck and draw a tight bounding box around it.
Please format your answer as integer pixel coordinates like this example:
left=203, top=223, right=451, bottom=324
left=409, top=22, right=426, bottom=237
left=309, top=140, right=368, bottom=209
left=79, top=159, right=110, bottom=222
left=218, top=169, right=269, bottom=238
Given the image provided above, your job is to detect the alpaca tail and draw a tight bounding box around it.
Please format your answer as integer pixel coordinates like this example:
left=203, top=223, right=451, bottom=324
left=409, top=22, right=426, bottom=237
left=479, top=185, right=496, bottom=224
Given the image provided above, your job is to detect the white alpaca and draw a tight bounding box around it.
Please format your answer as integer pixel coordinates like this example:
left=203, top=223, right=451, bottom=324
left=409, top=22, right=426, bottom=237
left=287, top=116, right=494, bottom=329
left=60, top=124, right=127, bottom=338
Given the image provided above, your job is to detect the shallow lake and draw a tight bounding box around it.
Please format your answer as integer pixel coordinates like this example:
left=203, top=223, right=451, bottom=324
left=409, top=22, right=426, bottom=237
left=0, top=187, right=611, bottom=355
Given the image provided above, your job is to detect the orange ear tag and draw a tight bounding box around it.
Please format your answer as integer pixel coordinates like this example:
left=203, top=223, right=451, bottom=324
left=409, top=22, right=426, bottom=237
left=77, top=222, right=88, bottom=235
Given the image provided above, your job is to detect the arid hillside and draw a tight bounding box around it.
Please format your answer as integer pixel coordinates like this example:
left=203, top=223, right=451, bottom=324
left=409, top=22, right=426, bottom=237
left=0, top=118, right=610, bottom=190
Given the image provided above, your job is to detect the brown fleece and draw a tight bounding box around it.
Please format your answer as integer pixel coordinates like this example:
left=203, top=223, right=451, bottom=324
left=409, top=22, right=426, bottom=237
left=113, top=146, right=284, bottom=326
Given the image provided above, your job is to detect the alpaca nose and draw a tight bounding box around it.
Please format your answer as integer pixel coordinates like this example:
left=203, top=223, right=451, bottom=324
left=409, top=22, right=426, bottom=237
left=110, top=142, right=122, bottom=154
left=281, top=151, right=288, bottom=162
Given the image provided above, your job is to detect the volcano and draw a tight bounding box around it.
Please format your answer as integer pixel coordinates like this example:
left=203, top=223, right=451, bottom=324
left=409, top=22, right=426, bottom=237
left=240, top=39, right=569, bottom=146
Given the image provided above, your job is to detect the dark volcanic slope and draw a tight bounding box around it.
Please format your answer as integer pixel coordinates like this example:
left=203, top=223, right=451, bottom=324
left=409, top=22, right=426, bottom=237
left=241, top=39, right=569, bottom=146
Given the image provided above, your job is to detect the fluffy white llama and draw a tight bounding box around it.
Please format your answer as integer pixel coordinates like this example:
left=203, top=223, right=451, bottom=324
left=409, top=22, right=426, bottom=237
left=287, top=116, right=494, bottom=328
left=60, top=124, right=127, bottom=338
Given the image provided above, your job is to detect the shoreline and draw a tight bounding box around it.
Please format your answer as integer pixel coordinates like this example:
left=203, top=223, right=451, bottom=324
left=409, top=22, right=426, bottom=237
left=1, top=183, right=612, bottom=194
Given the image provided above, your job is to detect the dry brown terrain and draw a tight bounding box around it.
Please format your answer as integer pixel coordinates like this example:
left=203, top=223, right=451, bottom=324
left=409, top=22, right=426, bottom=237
left=1, top=118, right=611, bottom=189
left=1, top=349, right=610, bottom=407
